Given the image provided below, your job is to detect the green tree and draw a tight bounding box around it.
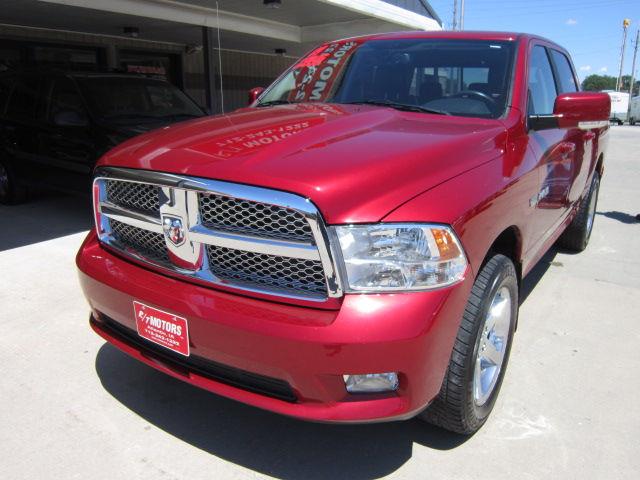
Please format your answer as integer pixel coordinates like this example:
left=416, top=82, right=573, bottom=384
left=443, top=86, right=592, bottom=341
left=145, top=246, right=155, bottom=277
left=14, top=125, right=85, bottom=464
left=620, top=75, right=640, bottom=96
left=581, top=74, right=640, bottom=95
left=581, top=74, right=616, bottom=91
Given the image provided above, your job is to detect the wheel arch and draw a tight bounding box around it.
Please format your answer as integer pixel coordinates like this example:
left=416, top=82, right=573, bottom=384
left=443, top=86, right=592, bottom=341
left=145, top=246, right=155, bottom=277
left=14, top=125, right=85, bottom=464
left=482, top=226, right=523, bottom=289
left=474, top=226, right=523, bottom=329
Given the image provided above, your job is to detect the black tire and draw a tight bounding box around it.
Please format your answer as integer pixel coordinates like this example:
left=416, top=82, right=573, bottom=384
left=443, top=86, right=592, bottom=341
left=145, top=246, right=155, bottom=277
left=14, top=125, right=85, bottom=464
left=630, top=117, right=636, bottom=126
left=0, top=159, right=27, bottom=205
left=557, top=172, right=600, bottom=252
left=420, top=254, right=518, bottom=435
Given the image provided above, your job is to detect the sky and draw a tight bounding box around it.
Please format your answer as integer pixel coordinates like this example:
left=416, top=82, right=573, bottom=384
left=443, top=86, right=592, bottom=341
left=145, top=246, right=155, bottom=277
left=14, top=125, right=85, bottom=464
left=427, top=0, right=640, bottom=83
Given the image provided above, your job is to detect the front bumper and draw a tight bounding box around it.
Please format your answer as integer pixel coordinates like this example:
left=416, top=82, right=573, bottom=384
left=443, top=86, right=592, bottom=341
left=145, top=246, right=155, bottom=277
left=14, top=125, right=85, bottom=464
left=78, top=231, right=472, bottom=423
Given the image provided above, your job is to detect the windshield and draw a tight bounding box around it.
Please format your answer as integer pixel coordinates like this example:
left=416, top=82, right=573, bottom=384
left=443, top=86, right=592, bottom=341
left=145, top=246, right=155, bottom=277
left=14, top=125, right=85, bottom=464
left=77, top=77, right=203, bottom=122
left=258, top=38, right=515, bottom=119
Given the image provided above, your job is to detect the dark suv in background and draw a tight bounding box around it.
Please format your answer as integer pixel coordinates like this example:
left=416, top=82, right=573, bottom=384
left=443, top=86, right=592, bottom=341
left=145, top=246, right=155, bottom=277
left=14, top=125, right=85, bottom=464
left=0, top=70, right=205, bottom=203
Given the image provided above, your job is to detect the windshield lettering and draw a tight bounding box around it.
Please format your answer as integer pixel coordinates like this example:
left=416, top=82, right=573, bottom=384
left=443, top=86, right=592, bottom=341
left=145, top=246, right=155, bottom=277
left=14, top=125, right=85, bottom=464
left=290, top=41, right=360, bottom=103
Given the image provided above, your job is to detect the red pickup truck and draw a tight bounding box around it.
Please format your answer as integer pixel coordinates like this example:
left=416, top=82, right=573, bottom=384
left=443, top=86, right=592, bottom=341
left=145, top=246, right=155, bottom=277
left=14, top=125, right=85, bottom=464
left=77, top=31, right=610, bottom=434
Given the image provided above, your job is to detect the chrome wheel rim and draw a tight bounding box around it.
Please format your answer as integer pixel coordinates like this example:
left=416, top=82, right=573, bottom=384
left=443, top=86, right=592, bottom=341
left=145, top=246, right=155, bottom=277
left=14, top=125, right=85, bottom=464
left=586, top=180, right=598, bottom=235
left=473, top=286, right=512, bottom=406
left=0, top=163, right=8, bottom=199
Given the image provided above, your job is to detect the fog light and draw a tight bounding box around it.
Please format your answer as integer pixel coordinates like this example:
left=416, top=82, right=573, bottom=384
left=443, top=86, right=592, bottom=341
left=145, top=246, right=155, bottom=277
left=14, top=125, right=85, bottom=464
left=343, top=373, right=399, bottom=393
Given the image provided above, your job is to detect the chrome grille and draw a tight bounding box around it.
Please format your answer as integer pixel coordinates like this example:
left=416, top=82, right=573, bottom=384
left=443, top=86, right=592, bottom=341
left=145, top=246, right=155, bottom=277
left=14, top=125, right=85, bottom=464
left=207, top=245, right=327, bottom=296
left=110, top=219, right=170, bottom=264
left=199, top=193, right=313, bottom=242
left=94, top=168, right=343, bottom=301
left=106, top=180, right=160, bottom=216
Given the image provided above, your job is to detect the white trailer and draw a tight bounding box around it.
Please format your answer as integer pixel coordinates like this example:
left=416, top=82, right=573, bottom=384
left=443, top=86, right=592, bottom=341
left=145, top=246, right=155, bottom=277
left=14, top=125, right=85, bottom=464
left=603, top=90, right=630, bottom=125
left=629, top=96, right=640, bottom=125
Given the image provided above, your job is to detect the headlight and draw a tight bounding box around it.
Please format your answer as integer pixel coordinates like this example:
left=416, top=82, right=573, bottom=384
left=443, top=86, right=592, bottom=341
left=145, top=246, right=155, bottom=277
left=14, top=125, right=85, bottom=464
left=332, top=224, right=467, bottom=292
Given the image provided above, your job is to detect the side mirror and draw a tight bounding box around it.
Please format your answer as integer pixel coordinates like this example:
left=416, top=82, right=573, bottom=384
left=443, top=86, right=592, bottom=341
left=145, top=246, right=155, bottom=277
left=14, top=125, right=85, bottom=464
left=554, top=92, right=611, bottom=129
left=54, top=110, right=89, bottom=127
left=248, top=87, right=265, bottom=106
left=529, top=92, right=611, bottom=131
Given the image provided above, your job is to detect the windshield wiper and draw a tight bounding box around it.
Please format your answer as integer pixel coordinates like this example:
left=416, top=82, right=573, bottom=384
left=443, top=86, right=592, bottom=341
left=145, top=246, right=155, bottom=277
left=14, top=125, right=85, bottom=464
left=344, top=100, right=450, bottom=115
left=256, top=99, right=292, bottom=107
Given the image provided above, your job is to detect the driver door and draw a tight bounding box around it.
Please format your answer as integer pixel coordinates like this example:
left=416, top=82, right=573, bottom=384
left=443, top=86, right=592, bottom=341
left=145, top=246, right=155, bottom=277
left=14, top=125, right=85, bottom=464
left=526, top=44, right=580, bottom=239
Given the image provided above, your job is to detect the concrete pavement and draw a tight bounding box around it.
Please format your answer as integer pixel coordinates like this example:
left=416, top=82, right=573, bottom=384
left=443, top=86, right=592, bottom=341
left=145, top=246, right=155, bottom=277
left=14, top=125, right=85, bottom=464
left=1, top=126, right=639, bottom=480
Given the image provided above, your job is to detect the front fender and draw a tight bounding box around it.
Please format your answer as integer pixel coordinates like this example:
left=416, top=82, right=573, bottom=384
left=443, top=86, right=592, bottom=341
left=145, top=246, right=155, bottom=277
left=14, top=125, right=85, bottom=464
left=381, top=156, right=536, bottom=278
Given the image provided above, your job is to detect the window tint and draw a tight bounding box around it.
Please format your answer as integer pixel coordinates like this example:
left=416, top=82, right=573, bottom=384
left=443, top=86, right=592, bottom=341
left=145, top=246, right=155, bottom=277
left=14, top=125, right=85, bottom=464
left=6, top=75, right=40, bottom=120
left=550, top=50, right=578, bottom=93
left=49, top=77, right=86, bottom=121
left=528, top=46, right=557, bottom=115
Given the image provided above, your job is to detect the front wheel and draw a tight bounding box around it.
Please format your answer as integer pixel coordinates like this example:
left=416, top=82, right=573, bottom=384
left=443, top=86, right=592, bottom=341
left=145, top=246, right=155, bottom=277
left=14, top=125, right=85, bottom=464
left=420, top=254, right=518, bottom=434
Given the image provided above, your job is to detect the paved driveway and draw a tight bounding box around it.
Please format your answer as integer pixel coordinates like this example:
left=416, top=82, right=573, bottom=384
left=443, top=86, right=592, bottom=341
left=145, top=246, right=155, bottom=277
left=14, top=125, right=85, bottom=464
left=1, top=127, right=638, bottom=480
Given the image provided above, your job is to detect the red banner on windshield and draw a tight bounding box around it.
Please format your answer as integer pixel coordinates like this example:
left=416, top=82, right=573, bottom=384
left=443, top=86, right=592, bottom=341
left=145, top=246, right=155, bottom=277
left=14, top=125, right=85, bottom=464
left=288, top=40, right=361, bottom=103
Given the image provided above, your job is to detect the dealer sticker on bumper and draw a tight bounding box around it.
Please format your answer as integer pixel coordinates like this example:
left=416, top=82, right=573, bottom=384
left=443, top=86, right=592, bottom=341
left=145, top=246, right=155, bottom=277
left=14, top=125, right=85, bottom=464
left=134, top=301, right=190, bottom=356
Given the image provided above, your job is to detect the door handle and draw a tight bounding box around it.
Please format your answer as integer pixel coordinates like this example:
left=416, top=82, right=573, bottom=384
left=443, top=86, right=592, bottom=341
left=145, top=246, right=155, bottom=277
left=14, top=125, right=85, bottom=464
left=583, top=131, right=596, bottom=141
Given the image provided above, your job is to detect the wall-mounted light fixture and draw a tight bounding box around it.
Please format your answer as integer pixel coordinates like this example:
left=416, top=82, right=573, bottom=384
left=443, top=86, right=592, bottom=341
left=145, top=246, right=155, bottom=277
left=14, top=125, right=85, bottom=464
left=264, top=0, right=282, bottom=9
left=123, top=26, right=139, bottom=38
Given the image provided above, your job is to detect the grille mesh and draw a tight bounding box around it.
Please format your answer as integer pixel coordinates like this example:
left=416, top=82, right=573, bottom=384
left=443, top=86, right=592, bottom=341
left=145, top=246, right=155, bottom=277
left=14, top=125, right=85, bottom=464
left=106, top=180, right=160, bottom=216
left=199, top=193, right=313, bottom=242
left=206, top=245, right=327, bottom=296
left=102, top=178, right=329, bottom=298
left=110, top=220, right=169, bottom=264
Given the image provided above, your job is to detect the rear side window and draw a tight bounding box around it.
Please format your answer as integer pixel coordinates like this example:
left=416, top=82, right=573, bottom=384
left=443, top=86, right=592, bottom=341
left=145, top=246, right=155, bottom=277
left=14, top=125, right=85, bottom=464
left=49, top=77, right=86, bottom=121
left=528, top=46, right=557, bottom=115
left=6, top=76, right=40, bottom=120
left=550, top=50, right=578, bottom=93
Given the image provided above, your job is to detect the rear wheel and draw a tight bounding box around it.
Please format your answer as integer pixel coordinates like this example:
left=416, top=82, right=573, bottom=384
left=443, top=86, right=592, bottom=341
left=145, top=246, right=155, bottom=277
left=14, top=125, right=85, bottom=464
left=420, top=254, right=518, bottom=434
left=557, top=172, right=600, bottom=252
left=0, top=159, right=27, bottom=205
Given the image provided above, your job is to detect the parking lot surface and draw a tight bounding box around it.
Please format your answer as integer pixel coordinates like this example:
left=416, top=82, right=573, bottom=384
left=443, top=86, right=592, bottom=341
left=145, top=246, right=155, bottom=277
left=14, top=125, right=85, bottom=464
left=1, top=127, right=639, bottom=480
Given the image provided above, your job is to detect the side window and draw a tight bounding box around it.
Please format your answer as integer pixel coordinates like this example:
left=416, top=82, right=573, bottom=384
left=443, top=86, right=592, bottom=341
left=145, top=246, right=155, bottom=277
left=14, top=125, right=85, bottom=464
left=463, top=67, right=490, bottom=90
left=49, top=77, right=86, bottom=122
left=528, top=46, right=557, bottom=115
left=550, top=50, right=578, bottom=93
left=6, top=75, right=40, bottom=120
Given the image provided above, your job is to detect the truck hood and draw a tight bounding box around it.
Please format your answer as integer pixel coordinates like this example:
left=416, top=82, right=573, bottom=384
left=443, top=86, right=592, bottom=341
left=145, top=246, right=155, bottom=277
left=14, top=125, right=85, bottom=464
left=99, top=103, right=507, bottom=223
